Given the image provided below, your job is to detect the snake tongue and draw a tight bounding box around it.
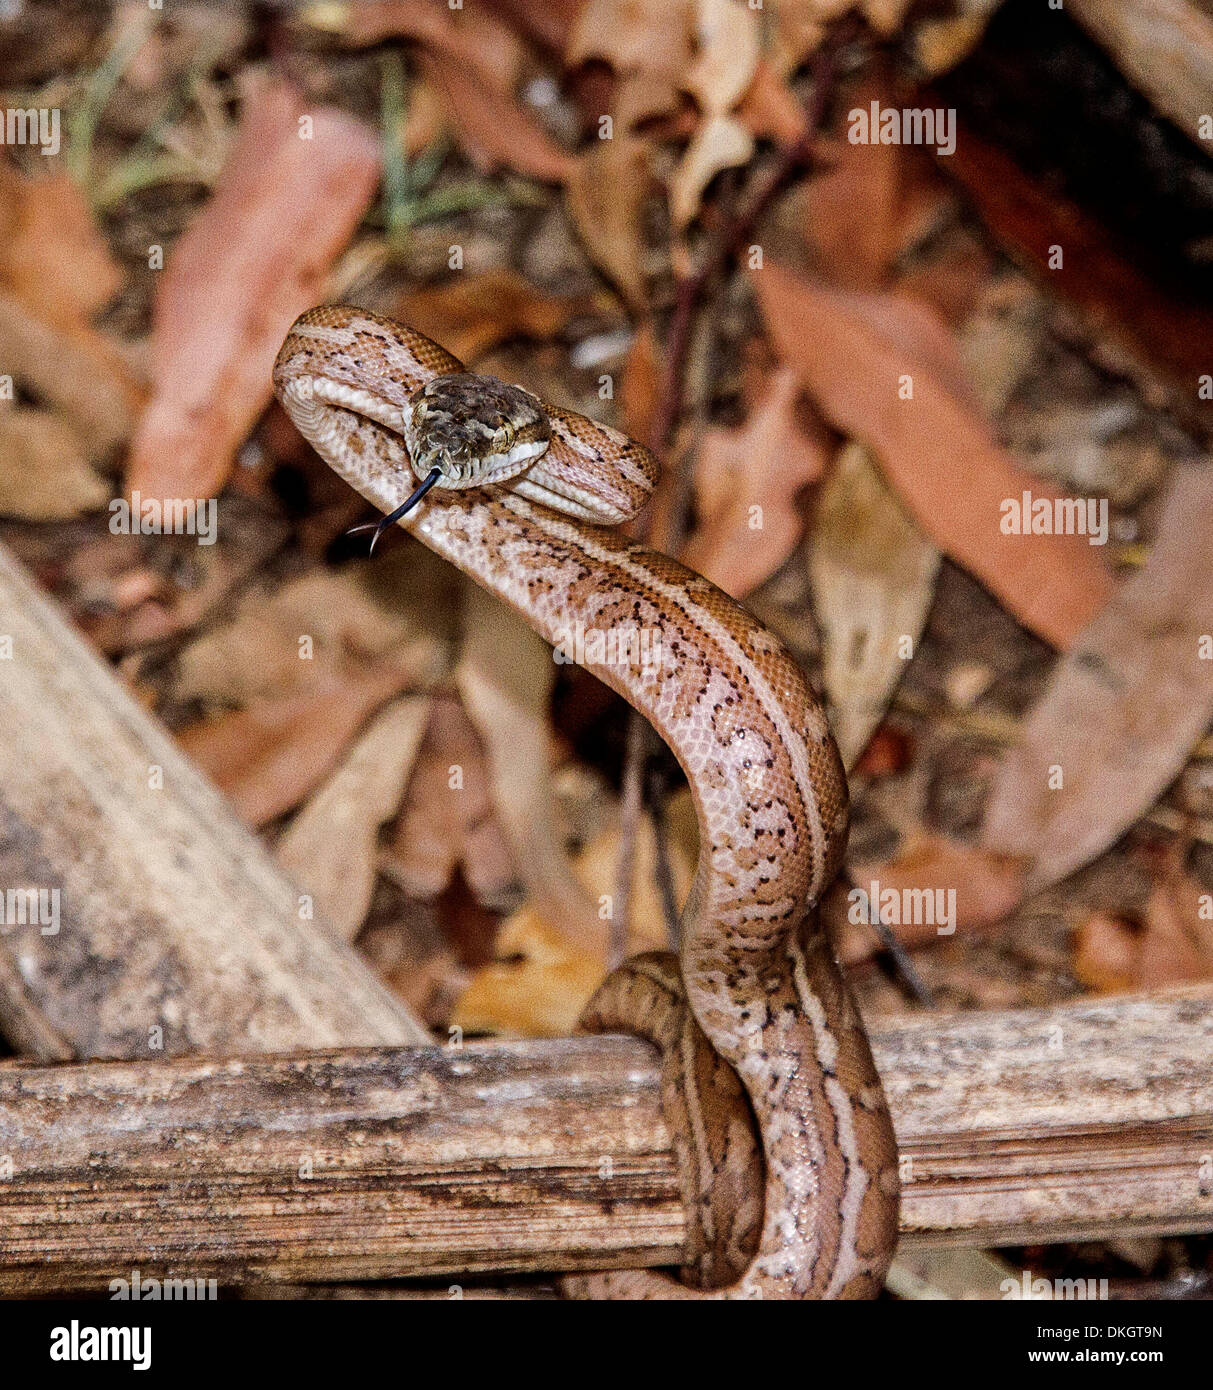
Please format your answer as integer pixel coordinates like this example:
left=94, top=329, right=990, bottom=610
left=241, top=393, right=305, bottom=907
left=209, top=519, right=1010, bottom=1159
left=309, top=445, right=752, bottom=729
left=347, top=466, right=443, bottom=553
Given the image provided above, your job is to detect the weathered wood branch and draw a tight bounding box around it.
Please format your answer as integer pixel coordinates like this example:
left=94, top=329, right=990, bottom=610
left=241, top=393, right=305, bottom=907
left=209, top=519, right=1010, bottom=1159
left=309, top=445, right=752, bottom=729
left=0, top=542, right=427, bottom=1059
left=2, top=987, right=1210, bottom=1293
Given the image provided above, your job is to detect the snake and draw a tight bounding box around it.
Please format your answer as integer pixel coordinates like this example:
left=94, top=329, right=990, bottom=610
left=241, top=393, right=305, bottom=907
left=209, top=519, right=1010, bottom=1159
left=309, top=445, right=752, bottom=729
left=273, top=306, right=900, bottom=1299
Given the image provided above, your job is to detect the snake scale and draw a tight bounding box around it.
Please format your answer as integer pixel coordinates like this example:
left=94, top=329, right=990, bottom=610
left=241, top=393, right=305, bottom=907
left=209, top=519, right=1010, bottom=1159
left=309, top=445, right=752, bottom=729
left=273, top=306, right=900, bottom=1299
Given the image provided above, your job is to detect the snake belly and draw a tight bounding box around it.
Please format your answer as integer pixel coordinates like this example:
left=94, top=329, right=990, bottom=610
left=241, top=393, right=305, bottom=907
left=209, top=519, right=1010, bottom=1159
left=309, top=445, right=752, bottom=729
left=273, top=306, right=900, bottom=1299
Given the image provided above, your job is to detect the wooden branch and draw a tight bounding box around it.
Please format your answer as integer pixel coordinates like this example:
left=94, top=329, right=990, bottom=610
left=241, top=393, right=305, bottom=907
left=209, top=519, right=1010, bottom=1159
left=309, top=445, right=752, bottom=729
left=2, top=987, right=1210, bottom=1293
left=0, top=543, right=427, bottom=1059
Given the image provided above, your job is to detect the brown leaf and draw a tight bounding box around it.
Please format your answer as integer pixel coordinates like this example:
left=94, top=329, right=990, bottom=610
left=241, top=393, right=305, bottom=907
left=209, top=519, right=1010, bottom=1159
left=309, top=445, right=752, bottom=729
left=680, top=366, right=827, bottom=596
left=0, top=407, right=108, bottom=520
left=1139, top=871, right=1213, bottom=990
left=840, top=832, right=1027, bottom=959
left=276, top=695, right=432, bottom=942
left=0, top=166, right=123, bottom=327
left=393, top=269, right=595, bottom=364
left=669, top=112, right=753, bottom=230
left=418, top=50, right=575, bottom=183
left=567, top=0, right=692, bottom=83
left=755, top=262, right=1116, bottom=649
left=807, top=442, right=939, bottom=768
left=175, top=540, right=454, bottom=706
left=384, top=694, right=514, bottom=903
left=177, top=660, right=415, bottom=827
left=124, top=77, right=379, bottom=501
left=1072, top=912, right=1140, bottom=994
left=565, top=134, right=652, bottom=312
left=453, top=793, right=697, bottom=1037
left=736, top=59, right=809, bottom=145
left=983, top=468, right=1213, bottom=893
left=456, top=581, right=605, bottom=953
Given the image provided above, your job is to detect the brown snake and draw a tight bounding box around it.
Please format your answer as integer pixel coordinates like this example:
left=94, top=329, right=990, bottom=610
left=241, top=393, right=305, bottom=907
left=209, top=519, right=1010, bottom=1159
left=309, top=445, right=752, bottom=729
left=273, top=306, right=900, bottom=1299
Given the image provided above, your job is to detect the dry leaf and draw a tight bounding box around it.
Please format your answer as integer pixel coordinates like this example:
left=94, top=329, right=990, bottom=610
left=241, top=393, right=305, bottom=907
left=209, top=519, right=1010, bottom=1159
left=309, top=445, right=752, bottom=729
left=453, top=792, right=697, bottom=1037
left=680, top=366, right=827, bottom=596
left=177, top=660, right=416, bottom=826
left=393, top=269, right=595, bottom=364
left=840, top=832, right=1027, bottom=959
left=1139, top=870, right=1213, bottom=990
left=669, top=111, right=753, bottom=229
left=808, top=442, right=939, bottom=769
left=737, top=59, right=809, bottom=145
left=1073, top=912, right=1141, bottom=994
left=983, top=468, right=1213, bottom=893
left=0, top=292, right=139, bottom=459
left=125, top=77, right=379, bottom=501
left=276, top=695, right=432, bottom=941
left=385, top=694, right=515, bottom=903
left=566, top=134, right=651, bottom=312
left=175, top=540, right=454, bottom=706
left=0, top=407, right=109, bottom=520
left=684, top=0, right=760, bottom=115
left=418, top=51, right=574, bottom=183
left=568, top=0, right=692, bottom=84
left=456, top=581, right=606, bottom=952
left=755, top=262, right=1116, bottom=649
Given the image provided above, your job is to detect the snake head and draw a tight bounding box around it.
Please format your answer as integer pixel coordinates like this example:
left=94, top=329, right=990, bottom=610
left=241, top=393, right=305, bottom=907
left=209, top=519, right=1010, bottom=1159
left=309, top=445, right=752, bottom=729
left=402, top=373, right=551, bottom=487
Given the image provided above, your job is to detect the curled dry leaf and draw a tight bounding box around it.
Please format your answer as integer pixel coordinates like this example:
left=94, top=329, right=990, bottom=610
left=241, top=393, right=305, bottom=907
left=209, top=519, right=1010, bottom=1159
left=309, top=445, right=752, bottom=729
left=176, top=659, right=417, bottom=827
left=839, top=831, right=1027, bottom=960
left=565, top=134, right=652, bottom=312
left=0, top=165, right=122, bottom=327
left=0, top=407, right=109, bottom=520
left=1073, top=871, right=1213, bottom=995
left=393, top=268, right=596, bottom=364
left=755, top=261, right=1116, bottom=649
left=453, top=791, right=697, bottom=1037
left=456, top=581, right=606, bottom=953
left=567, top=0, right=692, bottom=88
left=384, top=693, right=515, bottom=904
left=416, top=51, right=575, bottom=183
left=807, top=442, right=939, bottom=770
left=983, top=467, right=1213, bottom=894
left=276, top=695, right=432, bottom=942
left=125, top=77, right=379, bottom=501
left=684, top=0, right=760, bottom=115
left=175, top=540, right=454, bottom=707
left=680, top=365, right=827, bottom=596
left=669, top=111, right=753, bottom=230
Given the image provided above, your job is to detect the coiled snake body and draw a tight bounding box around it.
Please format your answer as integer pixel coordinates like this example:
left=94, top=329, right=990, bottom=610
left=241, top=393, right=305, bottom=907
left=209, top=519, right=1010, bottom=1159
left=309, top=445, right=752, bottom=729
left=273, top=307, right=900, bottom=1299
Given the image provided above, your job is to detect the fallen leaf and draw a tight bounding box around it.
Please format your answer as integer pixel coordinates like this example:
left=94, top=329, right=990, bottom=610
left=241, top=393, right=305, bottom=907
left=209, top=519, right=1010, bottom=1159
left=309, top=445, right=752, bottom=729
left=807, top=442, right=939, bottom=768
left=418, top=50, right=575, bottom=182
left=0, top=292, right=139, bottom=459
left=669, top=111, right=753, bottom=229
left=393, top=268, right=595, bottom=364
left=566, top=133, right=652, bottom=312
left=755, top=261, right=1116, bottom=649
left=125, top=76, right=379, bottom=501
left=456, top=580, right=606, bottom=953
left=453, top=792, right=697, bottom=1036
left=175, top=539, right=454, bottom=706
left=0, top=407, right=109, bottom=520
left=1072, top=912, right=1141, bottom=994
left=684, top=0, right=760, bottom=115
left=0, top=166, right=122, bottom=326
left=567, top=0, right=692, bottom=86
left=177, top=659, right=416, bottom=826
left=680, top=366, right=827, bottom=595
left=384, top=693, right=514, bottom=903
left=839, top=832, right=1027, bottom=959
left=983, top=467, right=1213, bottom=893
left=277, top=695, right=432, bottom=942
left=736, top=58, right=809, bottom=144
left=1139, top=870, right=1213, bottom=990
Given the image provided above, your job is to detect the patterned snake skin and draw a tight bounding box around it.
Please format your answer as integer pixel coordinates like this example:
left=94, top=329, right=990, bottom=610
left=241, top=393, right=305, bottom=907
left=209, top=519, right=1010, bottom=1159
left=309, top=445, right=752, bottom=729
left=273, top=306, right=900, bottom=1298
